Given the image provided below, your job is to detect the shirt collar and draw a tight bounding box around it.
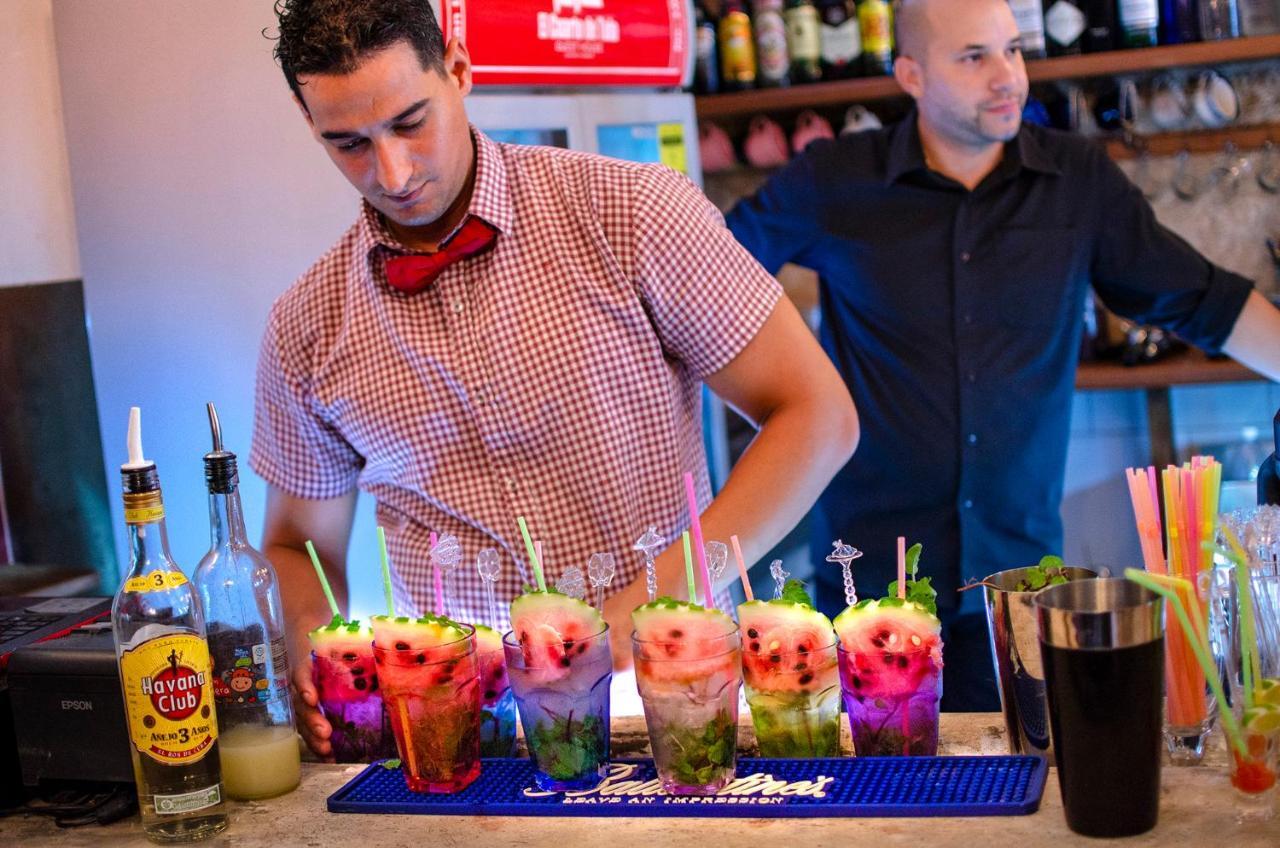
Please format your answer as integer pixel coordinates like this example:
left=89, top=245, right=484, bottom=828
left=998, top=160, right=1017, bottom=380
left=359, top=125, right=514, bottom=258
left=884, top=109, right=1062, bottom=187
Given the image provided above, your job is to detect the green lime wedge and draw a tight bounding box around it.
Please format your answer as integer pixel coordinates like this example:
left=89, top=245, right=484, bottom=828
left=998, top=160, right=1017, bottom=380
left=1255, top=678, right=1280, bottom=708
left=1243, top=704, right=1280, bottom=735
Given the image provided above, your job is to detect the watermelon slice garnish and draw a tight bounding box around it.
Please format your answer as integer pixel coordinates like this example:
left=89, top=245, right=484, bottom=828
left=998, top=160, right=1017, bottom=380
left=308, top=616, right=378, bottom=700
left=833, top=598, right=943, bottom=700
left=737, top=580, right=837, bottom=695
left=631, top=598, right=738, bottom=685
left=509, top=590, right=606, bottom=683
left=473, top=624, right=510, bottom=706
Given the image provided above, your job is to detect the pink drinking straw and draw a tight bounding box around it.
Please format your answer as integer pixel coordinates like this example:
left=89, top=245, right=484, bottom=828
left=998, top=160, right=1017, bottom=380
left=430, top=531, right=443, bottom=616
left=683, top=472, right=716, bottom=610
left=730, top=535, right=754, bottom=603
left=896, top=536, right=907, bottom=600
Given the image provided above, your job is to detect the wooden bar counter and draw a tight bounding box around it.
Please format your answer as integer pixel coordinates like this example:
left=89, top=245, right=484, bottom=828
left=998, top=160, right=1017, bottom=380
left=1, top=713, right=1272, bottom=846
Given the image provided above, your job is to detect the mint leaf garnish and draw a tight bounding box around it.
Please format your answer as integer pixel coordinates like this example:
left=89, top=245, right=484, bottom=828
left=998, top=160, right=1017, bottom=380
left=884, top=542, right=937, bottom=616
left=780, top=578, right=814, bottom=608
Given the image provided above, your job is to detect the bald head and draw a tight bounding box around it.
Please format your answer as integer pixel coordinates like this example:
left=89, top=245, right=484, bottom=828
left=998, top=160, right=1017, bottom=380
left=894, top=0, right=1019, bottom=61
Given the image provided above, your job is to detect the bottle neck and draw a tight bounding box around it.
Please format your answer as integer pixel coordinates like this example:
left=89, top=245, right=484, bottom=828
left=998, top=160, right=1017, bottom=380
left=125, top=513, right=175, bottom=574
left=208, top=486, right=248, bottom=548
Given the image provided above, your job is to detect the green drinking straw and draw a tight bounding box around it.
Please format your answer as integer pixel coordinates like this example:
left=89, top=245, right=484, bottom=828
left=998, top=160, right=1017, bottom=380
left=1124, top=568, right=1247, bottom=758
left=516, top=516, right=546, bottom=592
left=377, top=526, right=394, bottom=616
left=682, top=531, right=696, bottom=603
left=304, top=540, right=341, bottom=620
left=1215, top=530, right=1261, bottom=710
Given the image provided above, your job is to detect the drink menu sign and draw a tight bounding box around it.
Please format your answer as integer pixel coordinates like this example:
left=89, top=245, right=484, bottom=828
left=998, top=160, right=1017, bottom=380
left=441, top=0, right=691, bottom=88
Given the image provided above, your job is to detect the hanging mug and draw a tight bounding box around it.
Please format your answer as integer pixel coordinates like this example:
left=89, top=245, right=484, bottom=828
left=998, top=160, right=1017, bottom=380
left=1192, top=70, right=1240, bottom=129
left=1148, top=74, right=1190, bottom=132
left=790, top=110, right=835, bottom=154
left=743, top=115, right=791, bottom=169
left=698, top=121, right=738, bottom=173
left=841, top=104, right=883, bottom=135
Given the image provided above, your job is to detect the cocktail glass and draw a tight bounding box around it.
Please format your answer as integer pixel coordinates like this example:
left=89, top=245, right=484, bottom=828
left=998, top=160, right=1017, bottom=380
left=1229, top=726, right=1279, bottom=822
left=741, top=637, right=840, bottom=757
left=503, top=625, right=612, bottom=791
left=308, top=643, right=396, bottom=763
left=632, top=628, right=742, bottom=794
left=372, top=625, right=482, bottom=793
left=477, top=636, right=518, bottom=758
left=837, top=643, right=942, bottom=756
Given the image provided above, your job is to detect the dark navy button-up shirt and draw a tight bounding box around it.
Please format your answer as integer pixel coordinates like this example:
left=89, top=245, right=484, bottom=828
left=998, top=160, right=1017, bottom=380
left=727, top=114, right=1253, bottom=615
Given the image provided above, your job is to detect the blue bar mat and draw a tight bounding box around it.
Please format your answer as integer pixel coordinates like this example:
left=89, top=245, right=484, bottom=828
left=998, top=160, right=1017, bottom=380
left=327, top=756, right=1048, bottom=818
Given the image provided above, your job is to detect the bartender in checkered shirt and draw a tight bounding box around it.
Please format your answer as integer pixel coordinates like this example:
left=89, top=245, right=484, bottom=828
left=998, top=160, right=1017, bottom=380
left=252, top=0, right=859, bottom=758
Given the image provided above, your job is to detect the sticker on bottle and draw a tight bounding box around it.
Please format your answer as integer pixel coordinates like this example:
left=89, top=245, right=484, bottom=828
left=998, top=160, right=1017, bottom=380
left=119, top=633, right=219, bottom=765
left=125, top=504, right=166, bottom=525
left=124, top=570, right=189, bottom=594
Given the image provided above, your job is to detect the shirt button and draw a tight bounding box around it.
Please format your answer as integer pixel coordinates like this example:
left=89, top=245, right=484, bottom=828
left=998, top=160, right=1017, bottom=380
left=963, top=499, right=974, bottom=509
left=963, top=313, right=974, bottom=325
left=452, top=299, right=465, bottom=314
left=960, top=251, right=971, bottom=263
left=966, top=372, right=977, bottom=383
left=472, top=387, right=487, bottom=405
left=967, top=433, right=978, bottom=445
left=504, top=477, right=518, bottom=494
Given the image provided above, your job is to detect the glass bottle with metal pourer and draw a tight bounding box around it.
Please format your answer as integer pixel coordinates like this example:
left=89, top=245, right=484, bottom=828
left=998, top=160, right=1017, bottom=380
left=193, top=402, right=300, bottom=800
left=112, top=407, right=228, bottom=843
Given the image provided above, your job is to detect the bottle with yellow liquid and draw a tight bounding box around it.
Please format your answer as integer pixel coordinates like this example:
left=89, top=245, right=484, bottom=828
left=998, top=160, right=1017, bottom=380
left=194, top=403, right=300, bottom=800
left=112, top=407, right=228, bottom=843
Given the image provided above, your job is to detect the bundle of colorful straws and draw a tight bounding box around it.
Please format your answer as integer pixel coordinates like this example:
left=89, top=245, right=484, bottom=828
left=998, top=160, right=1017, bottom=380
left=1125, top=457, right=1222, bottom=731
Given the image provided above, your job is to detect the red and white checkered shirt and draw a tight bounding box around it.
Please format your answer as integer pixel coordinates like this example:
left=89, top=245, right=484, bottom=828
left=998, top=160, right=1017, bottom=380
left=251, top=128, right=781, bottom=630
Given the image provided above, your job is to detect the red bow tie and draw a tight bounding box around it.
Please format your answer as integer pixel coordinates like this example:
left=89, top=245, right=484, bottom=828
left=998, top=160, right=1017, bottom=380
left=383, top=217, right=498, bottom=294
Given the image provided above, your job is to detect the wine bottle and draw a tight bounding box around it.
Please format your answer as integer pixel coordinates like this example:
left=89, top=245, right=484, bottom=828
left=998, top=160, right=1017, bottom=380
left=1239, top=0, right=1280, bottom=35
left=753, top=0, right=792, bottom=87
left=1160, top=0, right=1200, bottom=43
left=857, top=0, right=894, bottom=76
left=719, top=0, right=759, bottom=91
left=784, top=0, right=823, bottom=83
left=1045, top=0, right=1087, bottom=55
left=1009, top=0, right=1048, bottom=58
left=1081, top=0, right=1117, bottom=52
left=1199, top=0, right=1242, bottom=39
left=1118, top=0, right=1160, bottom=46
left=817, top=0, right=861, bottom=80
left=694, top=2, right=720, bottom=94
left=1259, top=408, right=1280, bottom=506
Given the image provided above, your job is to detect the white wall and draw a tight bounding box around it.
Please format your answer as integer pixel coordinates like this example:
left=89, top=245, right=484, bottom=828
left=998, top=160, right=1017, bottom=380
left=2, top=0, right=80, bottom=285
left=51, top=1, right=383, bottom=613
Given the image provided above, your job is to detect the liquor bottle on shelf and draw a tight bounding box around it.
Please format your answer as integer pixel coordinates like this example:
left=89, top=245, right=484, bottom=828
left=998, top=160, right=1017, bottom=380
left=1045, top=0, right=1087, bottom=55
left=694, top=2, right=720, bottom=94
left=719, top=0, right=759, bottom=91
left=1081, top=0, right=1118, bottom=52
left=784, top=0, right=823, bottom=84
left=1199, top=0, right=1242, bottom=39
left=1259, top=409, right=1280, bottom=506
left=1160, top=0, right=1200, bottom=43
left=753, top=0, right=792, bottom=87
left=1118, top=0, right=1160, bottom=46
left=194, top=403, right=300, bottom=801
left=111, top=407, right=228, bottom=843
left=1008, top=0, right=1048, bottom=58
left=857, top=0, right=894, bottom=76
left=1239, top=0, right=1280, bottom=35
left=817, top=0, right=862, bottom=80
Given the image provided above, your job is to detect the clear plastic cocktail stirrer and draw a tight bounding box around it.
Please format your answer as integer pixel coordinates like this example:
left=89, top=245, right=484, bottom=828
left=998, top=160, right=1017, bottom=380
left=556, top=565, right=587, bottom=601
left=825, top=539, right=864, bottom=607
left=431, top=534, right=463, bottom=617
left=633, top=527, right=666, bottom=602
left=770, top=559, right=790, bottom=600
left=587, top=553, right=616, bottom=611
left=706, top=541, right=729, bottom=596
left=475, top=548, right=502, bottom=627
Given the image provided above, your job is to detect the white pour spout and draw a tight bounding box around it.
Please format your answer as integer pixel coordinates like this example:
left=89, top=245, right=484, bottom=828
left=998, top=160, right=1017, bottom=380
left=123, top=406, right=151, bottom=469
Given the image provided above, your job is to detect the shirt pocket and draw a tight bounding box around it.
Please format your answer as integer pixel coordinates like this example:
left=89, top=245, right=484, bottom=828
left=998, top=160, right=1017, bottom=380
left=991, top=227, right=1086, bottom=328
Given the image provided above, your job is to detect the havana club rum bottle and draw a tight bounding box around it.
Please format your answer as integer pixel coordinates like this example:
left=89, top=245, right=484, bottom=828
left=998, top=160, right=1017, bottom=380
left=111, top=407, right=228, bottom=843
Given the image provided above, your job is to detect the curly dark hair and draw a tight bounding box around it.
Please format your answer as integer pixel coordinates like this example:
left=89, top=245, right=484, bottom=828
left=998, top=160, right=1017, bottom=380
left=271, top=0, right=446, bottom=106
